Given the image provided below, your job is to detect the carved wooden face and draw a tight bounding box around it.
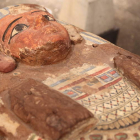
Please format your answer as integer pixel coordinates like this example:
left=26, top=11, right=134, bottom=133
left=0, top=5, right=71, bottom=65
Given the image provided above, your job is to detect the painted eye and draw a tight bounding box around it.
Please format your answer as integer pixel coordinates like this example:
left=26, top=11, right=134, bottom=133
left=43, top=15, right=55, bottom=21
left=11, top=24, right=28, bottom=38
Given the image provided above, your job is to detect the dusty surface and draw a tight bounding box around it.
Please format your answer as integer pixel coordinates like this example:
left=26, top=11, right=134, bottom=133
left=0, top=2, right=140, bottom=139
left=1, top=29, right=140, bottom=139
left=0, top=40, right=139, bottom=93
left=1, top=35, right=140, bottom=139
left=9, top=79, right=96, bottom=140
left=114, top=54, right=140, bottom=87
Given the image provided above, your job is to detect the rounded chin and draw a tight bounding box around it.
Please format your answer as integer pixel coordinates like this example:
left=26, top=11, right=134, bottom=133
left=18, top=40, right=71, bottom=66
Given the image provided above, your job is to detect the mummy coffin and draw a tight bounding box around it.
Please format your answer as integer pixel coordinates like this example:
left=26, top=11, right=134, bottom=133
left=0, top=4, right=140, bottom=140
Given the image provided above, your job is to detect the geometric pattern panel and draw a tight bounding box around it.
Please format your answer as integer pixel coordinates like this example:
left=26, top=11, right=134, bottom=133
left=43, top=64, right=140, bottom=131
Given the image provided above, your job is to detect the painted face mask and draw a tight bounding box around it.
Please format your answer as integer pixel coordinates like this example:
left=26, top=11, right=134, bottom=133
left=0, top=4, right=71, bottom=66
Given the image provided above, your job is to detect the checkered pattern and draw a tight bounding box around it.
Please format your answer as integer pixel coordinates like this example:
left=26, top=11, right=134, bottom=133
left=79, top=78, right=140, bottom=126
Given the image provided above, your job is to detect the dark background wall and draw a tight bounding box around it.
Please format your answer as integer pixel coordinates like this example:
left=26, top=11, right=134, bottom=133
left=114, top=0, right=140, bottom=55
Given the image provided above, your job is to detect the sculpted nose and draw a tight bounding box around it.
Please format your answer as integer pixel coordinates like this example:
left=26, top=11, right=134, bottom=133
left=34, top=15, right=49, bottom=29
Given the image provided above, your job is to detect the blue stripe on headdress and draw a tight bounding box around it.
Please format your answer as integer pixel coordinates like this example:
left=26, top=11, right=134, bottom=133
left=0, top=12, right=5, bottom=19
left=0, top=6, right=10, bottom=19
left=0, top=5, right=21, bottom=19
left=3, top=7, right=9, bottom=10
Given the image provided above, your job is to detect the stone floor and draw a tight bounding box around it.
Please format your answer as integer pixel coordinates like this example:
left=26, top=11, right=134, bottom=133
left=0, top=0, right=140, bottom=55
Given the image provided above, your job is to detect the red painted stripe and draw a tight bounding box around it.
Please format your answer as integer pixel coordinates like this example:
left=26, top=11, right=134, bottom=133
left=75, top=94, right=89, bottom=100
left=98, top=77, right=122, bottom=91
left=89, top=67, right=110, bottom=77
left=110, top=70, right=116, bottom=75
left=67, top=91, right=74, bottom=95
left=59, top=67, right=110, bottom=91
left=75, top=77, right=122, bottom=100
left=59, top=78, right=87, bottom=90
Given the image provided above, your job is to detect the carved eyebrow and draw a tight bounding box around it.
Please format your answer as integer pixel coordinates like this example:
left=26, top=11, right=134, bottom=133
left=2, top=17, right=22, bottom=42
left=31, top=10, right=42, bottom=14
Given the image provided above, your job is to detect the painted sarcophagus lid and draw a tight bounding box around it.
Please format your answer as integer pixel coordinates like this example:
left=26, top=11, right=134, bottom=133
left=0, top=4, right=140, bottom=140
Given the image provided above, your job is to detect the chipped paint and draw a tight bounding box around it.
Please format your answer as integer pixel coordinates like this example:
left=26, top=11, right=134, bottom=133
left=27, top=133, right=44, bottom=140
left=0, top=113, right=19, bottom=136
left=0, top=97, right=4, bottom=106
left=43, top=63, right=109, bottom=88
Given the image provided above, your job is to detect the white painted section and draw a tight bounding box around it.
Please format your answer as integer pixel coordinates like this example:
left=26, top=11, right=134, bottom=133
left=0, top=113, right=19, bottom=136
left=0, top=98, right=4, bottom=106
